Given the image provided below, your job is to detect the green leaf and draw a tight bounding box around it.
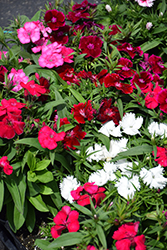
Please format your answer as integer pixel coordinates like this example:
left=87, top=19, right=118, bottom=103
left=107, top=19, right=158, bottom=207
left=0, top=27, right=4, bottom=40
left=74, top=53, right=87, bottom=67
left=27, top=151, right=36, bottom=171
left=69, top=88, right=86, bottom=103
left=5, top=178, right=23, bottom=214
left=23, top=65, right=41, bottom=76
left=93, top=131, right=110, bottom=151
left=0, top=179, right=4, bottom=211
left=160, top=0, right=166, bottom=13
left=28, top=195, right=49, bottom=212
left=72, top=203, right=92, bottom=216
left=26, top=201, right=36, bottom=233
left=140, top=40, right=161, bottom=53
left=117, top=98, right=123, bottom=119
left=27, top=171, right=38, bottom=182
left=15, top=138, right=45, bottom=151
left=43, top=100, right=66, bottom=113
left=30, top=10, right=41, bottom=21
left=35, top=239, right=50, bottom=249
left=39, top=184, right=53, bottom=195
left=152, top=26, right=167, bottom=34
left=47, top=232, right=83, bottom=249
left=35, top=160, right=51, bottom=171
left=96, top=224, right=107, bottom=249
left=13, top=205, right=26, bottom=230
left=36, top=170, right=54, bottom=183
left=55, top=153, right=72, bottom=174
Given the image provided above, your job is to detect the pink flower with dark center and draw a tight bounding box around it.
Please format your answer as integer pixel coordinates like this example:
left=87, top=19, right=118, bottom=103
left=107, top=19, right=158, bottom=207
left=148, top=54, right=166, bottom=74
left=135, top=0, right=155, bottom=7
left=156, top=89, right=167, bottom=113
left=79, top=36, right=103, bottom=58
left=38, top=125, right=65, bottom=150
left=51, top=206, right=80, bottom=239
left=7, top=68, right=29, bottom=92
left=71, top=182, right=106, bottom=207
left=0, top=156, right=13, bottom=175
left=130, top=71, right=153, bottom=90
left=17, top=22, right=41, bottom=44
left=152, top=146, right=167, bottom=167
left=0, top=114, right=25, bottom=139
left=44, top=9, right=65, bottom=31
left=144, top=83, right=162, bottom=109
left=117, top=42, right=143, bottom=59
left=112, top=221, right=146, bottom=250
left=71, top=100, right=96, bottom=124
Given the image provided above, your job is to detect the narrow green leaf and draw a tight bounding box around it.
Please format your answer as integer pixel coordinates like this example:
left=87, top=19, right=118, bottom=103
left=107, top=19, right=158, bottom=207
left=26, top=201, right=36, bottom=233
left=117, top=98, right=123, bottom=119
left=13, top=205, right=26, bottom=230
left=48, top=232, right=83, bottom=248
left=74, top=53, right=87, bottom=67
left=28, top=195, right=49, bottom=212
left=96, top=224, right=107, bottom=249
left=27, top=151, right=36, bottom=171
left=30, top=10, right=41, bottom=21
left=43, top=100, right=66, bottom=113
left=55, top=153, right=72, bottom=174
left=69, top=88, right=86, bottom=103
left=93, top=131, right=110, bottom=151
left=72, top=203, right=92, bottom=216
left=140, top=41, right=161, bottom=53
left=0, top=179, right=4, bottom=211
left=15, top=138, right=45, bottom=151
left=23, top=65, right=41, bottom=76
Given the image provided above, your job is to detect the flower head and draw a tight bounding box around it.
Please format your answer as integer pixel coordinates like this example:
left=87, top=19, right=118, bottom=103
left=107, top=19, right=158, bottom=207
left=119, top=112, right=143, bottom=135
left=112, top=221, right=146, bottom=250
left=51, top=206, right=80, bottom=238
left=0, top=156, right=13, bottom=175
left=44, top=9, right=65, bottom=31
left=79, top=36, right=103, bottom=58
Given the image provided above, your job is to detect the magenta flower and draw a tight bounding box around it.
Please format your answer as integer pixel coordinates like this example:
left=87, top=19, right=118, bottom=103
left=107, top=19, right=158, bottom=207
left=66, top=10, right=90, bottom=23
left=152, top=146, right=167, bottom=167
left=130, top=71, right=153, bottom=90
left=117, top=42, right=143, bottom=59
left=79, top=36, right=103, bottom=58
left=61, top=46, right=74, bottom=63
left=112, top=222, right=146, bottom=250
left=20, top=80, right=47, bottom=97
left=156, top=89, right=167, bottom=113
left=144, top=83, right=162, bottom=109
left=38, top=125, right=65, bottom=150
left=44, top=9, right=65, bottom=31
left=17, top=22, right=41, bottom=44
left=0, top=156, right=13, bottom=175
left=51, top=206, right=80, bottom=239
left=148, top=54, right=166, bottom=74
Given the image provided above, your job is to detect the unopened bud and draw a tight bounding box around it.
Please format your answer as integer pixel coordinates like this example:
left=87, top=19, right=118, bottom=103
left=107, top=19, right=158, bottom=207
left=105, top=4, right=112, bottom=12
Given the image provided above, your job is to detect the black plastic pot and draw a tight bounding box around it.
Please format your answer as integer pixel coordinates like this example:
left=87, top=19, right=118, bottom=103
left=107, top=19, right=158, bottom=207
left=0, top=219, right=26, bottom=250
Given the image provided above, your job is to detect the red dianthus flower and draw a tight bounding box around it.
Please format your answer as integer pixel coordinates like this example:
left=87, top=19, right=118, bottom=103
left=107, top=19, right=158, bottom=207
left=44, top=9, right=65, bottom=31
left=21, top=80, right=47, bottom=97
left=112, top=221, right=146, bottom=250
left=51, top=206, right=80, bottom=239
left=79, top=36, right=103, bottom=58
left=152, top=146, right=167, bottom=167
left=71, top=100, right=96, bottom=124
left=38, top=126, right=65, bottom=150
left=0, top=156, right=13, bottom=175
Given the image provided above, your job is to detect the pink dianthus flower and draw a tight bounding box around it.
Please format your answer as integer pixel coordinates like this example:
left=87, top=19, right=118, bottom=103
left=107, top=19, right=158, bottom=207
left=17, top=22, right=41, bottom=44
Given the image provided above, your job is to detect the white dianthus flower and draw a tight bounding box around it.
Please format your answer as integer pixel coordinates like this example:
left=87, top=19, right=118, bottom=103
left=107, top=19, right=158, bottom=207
left=115, top=159, right=139, bottom=178
left=86, top=144, right=105, bottom=162
left=140, top=165, right=167, bottom=189
left=119, top=112, right=143, bottom=135
left=103, top=162, right=117, bottom=181
left=103, top=138, right=128, bottom=160
left=88, top=169, right=109, bottom=186
left=115, top=175, right=140, bottom=199
left=60, top=176, right=80, bottom=203
left=99, top=120, right=122, bottom=137
left=148, top=122, right=167, bottom=138
left=135, top=0, right=155, bottom=7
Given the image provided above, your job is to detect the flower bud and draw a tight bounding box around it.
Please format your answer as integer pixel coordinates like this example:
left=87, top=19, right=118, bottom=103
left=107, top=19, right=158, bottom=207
left=146, top=22, right=153, bottom=30
left=105, top=4, right=112, bottom=12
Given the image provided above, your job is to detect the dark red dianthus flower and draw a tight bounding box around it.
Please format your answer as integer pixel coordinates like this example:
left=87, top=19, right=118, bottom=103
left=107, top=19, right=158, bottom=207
left=79, top=36, right=103, bottom=58
left=0, top=65, right=8, bottom=82
left=156, top=89, right=167, bottom=113
left=63, top=125, right=86, bottom=150
left=44, top=9, right=65, bottom=31
left=148, top=54, right=166, bottom=75
left=130, top=71, right=153, bottom=90
left=117, top=42, right=143, bottom=59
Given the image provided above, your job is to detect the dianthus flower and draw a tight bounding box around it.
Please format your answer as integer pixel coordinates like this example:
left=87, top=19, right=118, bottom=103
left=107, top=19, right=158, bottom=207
left=116, top=58, right=135, bottom=79
left=21, top=80, right=47, bottom=97
left=152, top=146, right=167, bottom=167
left=87, top=246, right=98, bottom=250
left=71, top=182, right=106, bottom=207
left=66, top=10, right=90, bottom=23
left=109, top=24, right=122, bottom=35
left=0, top=98, right=25, bottom=119
left=144, top=83, right=162, bottom=109
left=117, top=42, right=143, bottom=59
left=156, top=89, right=167, bottom=113
left=17, top=21, right=41, bottom=44
left=7, top=68, right=29, bottom=92
left=44, top=9, right=65, bottom=31
left=51, top=206, right=80, bottom=239
left=0, top=114, right=25, bottom=139
left=135, top=0, right=155, bottom=7
left=38, top=42, right=64, bottom=68
left=38, top=126, right=65, bottom=150
left=97, top=98, right=121, bottom=125
left=71, top=100, right=96, bottom=124
left=130, top=71, right=153, bottom=90
left=104, top=73, right=133, bottom=94
left=49, top=25, right=70, bottom=44
left=79, top=36, right=103, bottom=58
left=112, top=221, right=146, bottom=250
left=0, top=156, right=13, bottom=175
left=148, top=54, right=166, bottom=75
left=63, top=125, right=86, bottom=150
left=61, top=46, right=74, bottom=63
left=57, top=65, right=80, bottom=85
